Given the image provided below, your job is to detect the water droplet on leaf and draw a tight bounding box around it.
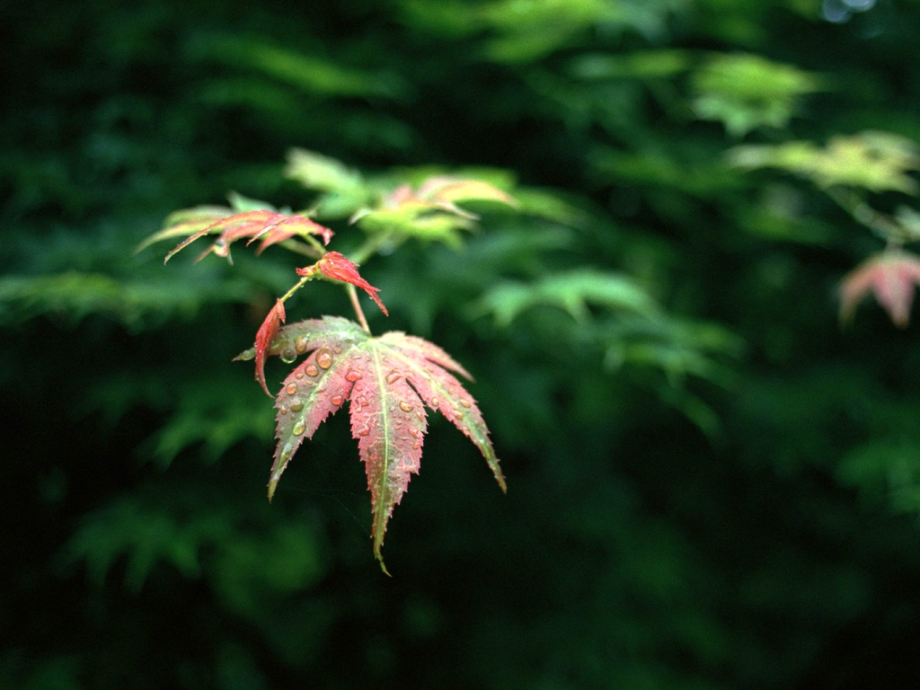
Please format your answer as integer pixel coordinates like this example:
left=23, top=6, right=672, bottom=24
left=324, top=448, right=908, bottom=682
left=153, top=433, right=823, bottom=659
left=305, top=364, right=319, bottom=377
left=459, top=399, right=471, bottom=408
left=280, top=349, right=296, bottom=364
left=290, top=397, right=304, bottom=412
left=279, top=406, right=289, bottom=415
left=345, top=370, right=362, bottom=382
left=386, top=372, right=401, bottom=385
left=399, top=401, right=413, bottom=412
left=285, top=382, right=298, bottom=396
left=316, top=348, right=333, bottom=369
left=331, top=395, right=344, bottom=406
left=292, top=420, right=306, bottom=436
left=431, top=397, right=440, bottom=407
left=294, top=338, right=309, bottom=354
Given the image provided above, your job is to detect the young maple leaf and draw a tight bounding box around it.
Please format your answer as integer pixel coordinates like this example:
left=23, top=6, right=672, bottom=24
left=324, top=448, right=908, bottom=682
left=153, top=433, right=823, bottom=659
left=253, top=299, right=286, bottom=396
left=297, top=251, right=388, bottom=315
left=240, top=316, right=505, bottom=573
left=840, top=251, right=920, bottom=327
left=351, top=176, right=518, bottom=247
left=141, top=209, right=334, bottom=264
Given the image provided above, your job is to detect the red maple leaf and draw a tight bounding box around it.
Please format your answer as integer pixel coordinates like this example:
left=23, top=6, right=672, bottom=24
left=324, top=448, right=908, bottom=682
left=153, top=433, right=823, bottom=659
left=156, top=209, right=334, bottom=264
left=242, top=316, right=505, bottom=573
left=253, top=299, right=286, bottom=396
left=297, top=251, right=388, bottom=315
left=840, top=251, right=920, bottom=327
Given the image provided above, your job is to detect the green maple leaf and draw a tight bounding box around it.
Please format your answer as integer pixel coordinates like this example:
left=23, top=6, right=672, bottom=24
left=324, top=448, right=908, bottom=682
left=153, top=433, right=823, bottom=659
left=239, top=316, right=506, bottom=573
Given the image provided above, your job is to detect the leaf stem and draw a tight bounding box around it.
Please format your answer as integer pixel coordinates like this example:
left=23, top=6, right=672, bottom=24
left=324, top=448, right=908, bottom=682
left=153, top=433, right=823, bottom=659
left=347, top=283, right=371, bottom=333
left=825, top=186, right=912, bottom=246
left=280, top=275, right=311, bottom=303
left=278, top=238, right=324, bottom=259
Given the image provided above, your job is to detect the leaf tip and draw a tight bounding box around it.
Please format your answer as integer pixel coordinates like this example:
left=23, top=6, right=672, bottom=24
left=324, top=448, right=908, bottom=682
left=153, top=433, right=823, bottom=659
left=377, top=557, right=392, bottom=577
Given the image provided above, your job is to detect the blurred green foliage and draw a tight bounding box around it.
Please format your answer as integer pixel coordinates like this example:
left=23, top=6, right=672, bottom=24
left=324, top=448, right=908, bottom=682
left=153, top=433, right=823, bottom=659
left=5, top=0, right=920, bottom=688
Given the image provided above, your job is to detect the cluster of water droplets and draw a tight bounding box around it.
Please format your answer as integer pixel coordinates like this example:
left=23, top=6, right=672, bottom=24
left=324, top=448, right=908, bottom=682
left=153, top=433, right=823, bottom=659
left=276, top=345, right=342, bottom=439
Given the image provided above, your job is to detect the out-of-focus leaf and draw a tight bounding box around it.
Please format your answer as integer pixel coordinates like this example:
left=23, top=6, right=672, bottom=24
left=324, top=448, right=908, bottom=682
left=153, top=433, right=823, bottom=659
left=838, top=439, right=920, bottom=514
left=64, top=488, right=326, bottom=594
left=602, top=315, right=744, bottom=387
left=728, top=131, right=920, bottom=194
left=0, top=271, right=252, bottom=327
left=569, top=50, right=692, bottom=80
left=284, top=149, right=364, bottom=195
left=353, top=177, right=517, bottom=247
left=839, top=250, right=920, bottom=327
left=691, top=53, right=822, bottom=136
left=190, top=34, right=405, bottom=98
left=476, top=268, right=659, bottom=326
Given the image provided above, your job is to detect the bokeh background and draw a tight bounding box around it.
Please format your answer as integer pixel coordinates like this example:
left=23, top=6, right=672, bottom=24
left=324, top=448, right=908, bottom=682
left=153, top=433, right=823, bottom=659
left=4, top=0, right=920, bottom=687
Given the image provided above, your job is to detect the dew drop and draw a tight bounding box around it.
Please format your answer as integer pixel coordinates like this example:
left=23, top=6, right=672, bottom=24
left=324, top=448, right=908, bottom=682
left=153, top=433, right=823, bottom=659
left=289, top=397, right=304, bottom=412
left=292, top=420, right=306, bottom=436
left=333, top=345, right=342, bottom=354
left=431, top=397, right=440, bottom=407
left=305, top=364, right=319, bottom=377
left=345, top=370, right=362, bottom=382
left=357, top=426, right=370, bottom=436
left=331, top=395, right=344, bottom=406
left=285, top=382, right=298, bottom=396
left=356, top=396, right=368, bottom=407
left=386, top=372, right=401, bottom=385
left=316, top=348, right=333, bottom=369
left=280, top=348, right=296, bottom=364
left=279, top=406, right=289, bottom=416
left=412, top=441, right=420, bottom=450
left=294, top=337, right=309, bottom=354
left=295, top=371, right=304, bottom=380
left=459, top=399, right=472, bottom=408
left=399, top=401, right=413, bottom=412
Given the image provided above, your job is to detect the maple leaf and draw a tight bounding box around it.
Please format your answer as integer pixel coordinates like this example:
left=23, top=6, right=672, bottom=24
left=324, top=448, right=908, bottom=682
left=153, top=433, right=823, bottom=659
left=253, top=299, right=286, bottom=396
left=297, top=251, right=388, bottom=315
left=840, top=251, right=920, bottom=327
left=139, top=208, right=334, bottom=264
left=351, top=176, right=518, bottom=247
left=239, top=316, right=505, bottom=573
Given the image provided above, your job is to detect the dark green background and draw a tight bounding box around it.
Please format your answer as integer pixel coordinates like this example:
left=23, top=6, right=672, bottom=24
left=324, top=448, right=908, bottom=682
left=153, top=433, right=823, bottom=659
left=4, top=1, right=920, bottom=688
